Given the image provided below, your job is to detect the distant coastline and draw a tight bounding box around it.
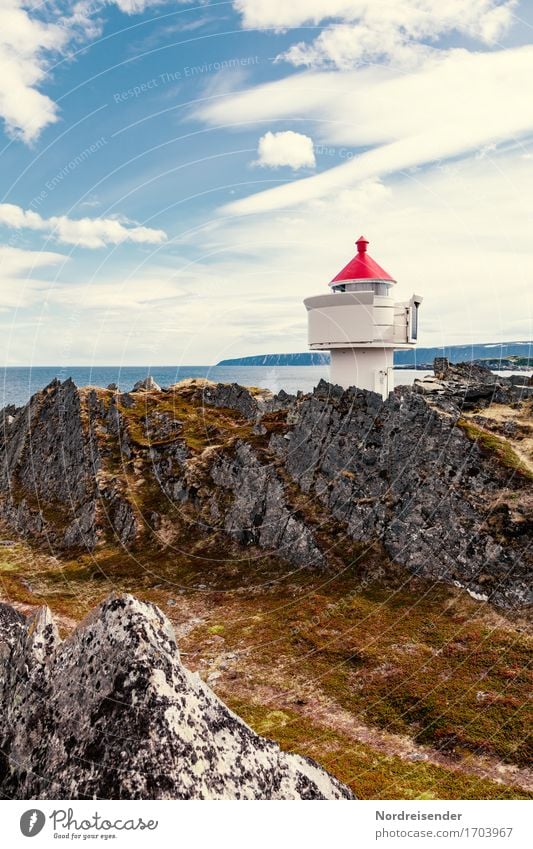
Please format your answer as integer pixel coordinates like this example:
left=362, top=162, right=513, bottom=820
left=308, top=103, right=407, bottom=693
left=217, top=341, right=533, bottom=369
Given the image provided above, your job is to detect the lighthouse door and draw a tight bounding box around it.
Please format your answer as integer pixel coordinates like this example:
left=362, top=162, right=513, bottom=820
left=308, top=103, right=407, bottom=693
left=374, top=367, right=393, bottom=400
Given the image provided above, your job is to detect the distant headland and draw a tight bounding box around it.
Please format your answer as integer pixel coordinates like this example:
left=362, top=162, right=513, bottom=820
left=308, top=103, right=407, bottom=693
left=217, top=341, right=532, bottom=369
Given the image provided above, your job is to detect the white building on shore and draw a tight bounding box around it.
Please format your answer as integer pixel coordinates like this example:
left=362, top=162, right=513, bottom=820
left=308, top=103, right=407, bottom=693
left=304, top=236, right=422, bottom=399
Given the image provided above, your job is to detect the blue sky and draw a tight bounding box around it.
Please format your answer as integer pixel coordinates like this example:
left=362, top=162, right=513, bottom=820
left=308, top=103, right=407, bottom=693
left=0, top=0, right=532, bottom=365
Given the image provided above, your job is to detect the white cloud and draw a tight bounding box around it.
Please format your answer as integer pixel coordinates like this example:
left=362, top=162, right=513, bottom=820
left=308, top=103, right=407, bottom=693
left=234, top=1, right=517, bottom=68
left=2, top=146, right=531, bottom=361
left=254, top=130, right=316, bottom=169
left=194, top=46, right=533, bottom=216
left=0, top=204, right=167, bottom=248
left=48, top=274, right=193, bottom=309
left=109, top=0, right=166, bottom=12
left=0, top=244, right=64, bottom=276
left=0, top=244, right=65, bottom=309
left=0, top=1, right=67, bottom=142
left=0, top=1, right=181, bottom=144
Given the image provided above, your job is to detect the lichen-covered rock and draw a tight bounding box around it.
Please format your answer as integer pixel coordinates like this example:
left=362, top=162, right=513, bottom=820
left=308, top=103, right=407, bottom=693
left=0, top=603, right=25, bottom=647
left=0, top=595, right=354, bottom=800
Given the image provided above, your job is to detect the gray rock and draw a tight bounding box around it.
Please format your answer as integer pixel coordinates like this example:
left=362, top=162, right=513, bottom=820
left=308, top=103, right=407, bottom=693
left=276, top=381, right=532, bottom=607
left=211, top=441, right=325, bottom=569
left=0, top=376, right=530, bottom=608
left=0, top=379, right=100, bottom=549
left=0, top=595, right=354, bottom=800
left=197, top=381, right=266, bottom=420
left=509, top=374, right=533, bottom=387
left=132, top=376, right=162, bottom=393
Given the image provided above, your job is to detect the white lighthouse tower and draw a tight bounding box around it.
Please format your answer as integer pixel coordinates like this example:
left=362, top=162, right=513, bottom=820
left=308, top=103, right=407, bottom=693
left=304, top=236, right=422, bottom=399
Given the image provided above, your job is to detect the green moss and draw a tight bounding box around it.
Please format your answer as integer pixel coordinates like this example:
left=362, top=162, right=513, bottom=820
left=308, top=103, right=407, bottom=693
left=115, top=390, right=254, bottom=454
left=457, top=418, right=533, bottom=481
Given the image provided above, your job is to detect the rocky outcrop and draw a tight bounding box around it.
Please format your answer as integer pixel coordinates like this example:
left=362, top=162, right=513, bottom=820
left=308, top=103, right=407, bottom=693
left=273, top=380, right=532, bottom=607
left=433, top=358, right=497, bottom=383
left=0, top=595, right=354, bottom=800
left=195, top=381, right=266, bottom=420
left=0, top=380, right=139, bottom=549
left=416, top=359, right=533, bottom=406
left=211, top=441, right=325, bottom=568
left=0, top=379, right=99, bottom=548
left=0, top=372, right=531, bottom=607
left=191, top=380, right=294, bottom=421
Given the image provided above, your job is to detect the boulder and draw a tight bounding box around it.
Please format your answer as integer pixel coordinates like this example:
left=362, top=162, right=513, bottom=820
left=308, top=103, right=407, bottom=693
left=0, top=595, right=354, bottom=800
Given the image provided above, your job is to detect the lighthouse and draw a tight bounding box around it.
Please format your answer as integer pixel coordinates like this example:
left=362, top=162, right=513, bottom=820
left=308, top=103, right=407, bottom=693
left=304, top=236, right=422, bottom=399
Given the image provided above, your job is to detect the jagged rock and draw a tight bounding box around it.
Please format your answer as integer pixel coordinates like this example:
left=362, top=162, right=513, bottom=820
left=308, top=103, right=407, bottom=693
left=132, top=376, right=161, bottom=393
left=211, top=441, right=324, bottom=568
left=413, top=377, right=447, bottom=394
left=185, top=380, right=294, bottom=421
left=0, top=404, right=19, bottom=431
left=197, top=381, right=268, bottom=420
left=433, top=358, right=496, bottom=384
left=0, top=380, right=139, bottom=550
left=412, top=360, right=531, bottom=409
left=0, top=379, right=99, bottom=549
left=0, top=595, right=354, bottom=800
left=275, top=381, right=532, bottom=607
left=0, top=376, right=530, bottom=607
left=509, top=374, right=533, bottom=387
left=118, top=392, right=135, bottom=408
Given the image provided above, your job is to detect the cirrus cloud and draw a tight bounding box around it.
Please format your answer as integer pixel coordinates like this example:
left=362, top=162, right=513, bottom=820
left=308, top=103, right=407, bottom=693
left=194, top=45, right=533, bottom=216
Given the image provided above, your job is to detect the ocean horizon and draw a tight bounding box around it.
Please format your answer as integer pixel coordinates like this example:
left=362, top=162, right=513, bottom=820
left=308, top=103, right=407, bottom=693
left=1, top=365, right=437, bottom=409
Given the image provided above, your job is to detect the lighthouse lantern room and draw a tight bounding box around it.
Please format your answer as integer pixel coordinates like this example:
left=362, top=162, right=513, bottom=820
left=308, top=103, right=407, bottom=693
left=304, top=236, right=422, bottom=399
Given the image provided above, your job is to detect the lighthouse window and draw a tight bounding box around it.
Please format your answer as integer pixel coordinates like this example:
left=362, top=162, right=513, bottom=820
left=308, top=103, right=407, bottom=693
left=411, top=301, right=419, bottom=340
left=344, top=281, right=390, bottom=295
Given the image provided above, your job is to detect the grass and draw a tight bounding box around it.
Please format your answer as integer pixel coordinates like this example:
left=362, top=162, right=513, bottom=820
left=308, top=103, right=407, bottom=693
left=227, top=699, right=531, bottom=800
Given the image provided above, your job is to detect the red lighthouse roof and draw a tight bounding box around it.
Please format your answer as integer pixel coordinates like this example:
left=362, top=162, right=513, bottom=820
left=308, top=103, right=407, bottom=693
left=330, top=236, right=396, bottom=285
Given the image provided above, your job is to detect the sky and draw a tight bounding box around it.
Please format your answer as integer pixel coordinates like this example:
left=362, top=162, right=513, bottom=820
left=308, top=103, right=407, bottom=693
left=0, top=0, right=532, bottom=366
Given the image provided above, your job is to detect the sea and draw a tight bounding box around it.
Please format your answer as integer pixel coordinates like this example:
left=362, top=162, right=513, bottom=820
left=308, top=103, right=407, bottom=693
left=0, top=366, right=528, bottom=409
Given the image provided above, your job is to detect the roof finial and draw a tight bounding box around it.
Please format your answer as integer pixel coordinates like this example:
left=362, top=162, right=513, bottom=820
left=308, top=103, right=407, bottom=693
left=356, top=235, right=369, bottom=254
